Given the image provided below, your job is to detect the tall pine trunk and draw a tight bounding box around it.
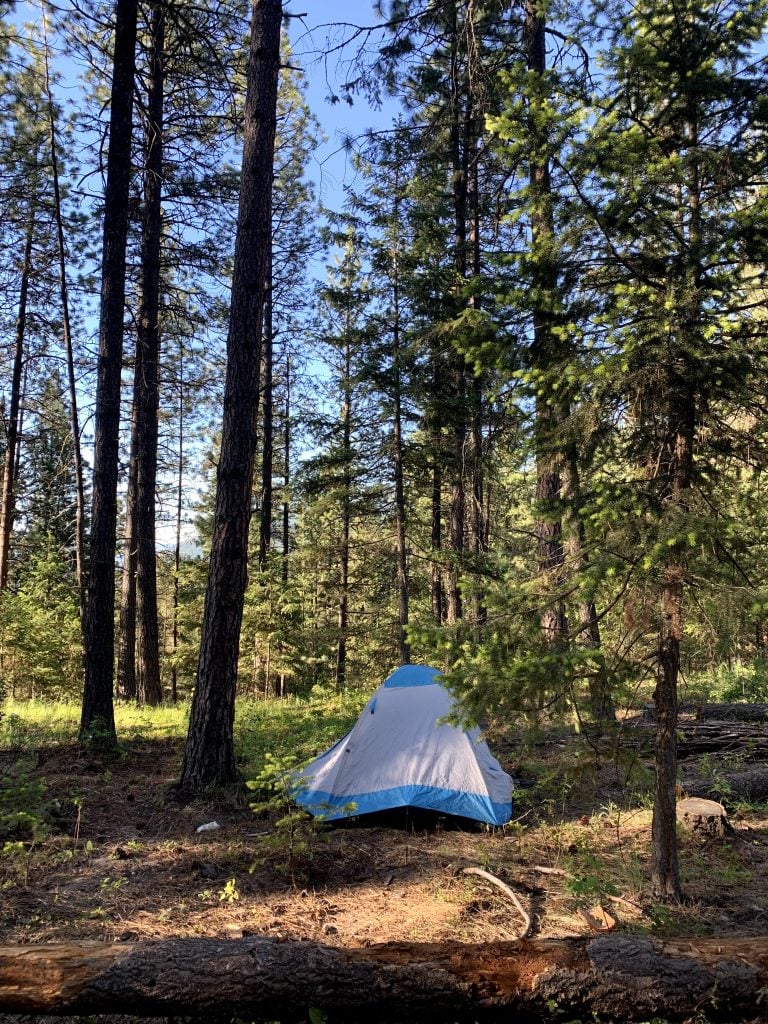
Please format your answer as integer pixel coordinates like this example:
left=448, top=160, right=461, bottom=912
left=652, top=409, right=694, bottom=899
left=281, top=356, right=290, bottom=586
left=335, top=331, right=352, bottom=691
left=117, top=409, right=138, bottom=702
left=134, top=0, right=164, bottom=707
left=41, top=13, right=87, bottom=621
left=258, top=243, right=273, bottom=572
left=525, top=0, right=567, bottom=645
left=81, top=0, right=139, bottom=745
left=177, top=0, right=282, bottom=796
left=445, top=0, right=467, bottom=626
left=170, top=357, right=184, bottom=705
left=0, top=208, right=34, bottom=592
left=391, top=190, right=410, bottom=665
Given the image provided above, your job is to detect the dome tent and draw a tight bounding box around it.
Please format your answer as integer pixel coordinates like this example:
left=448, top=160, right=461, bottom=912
left=293, top=664, right=513, bottom=825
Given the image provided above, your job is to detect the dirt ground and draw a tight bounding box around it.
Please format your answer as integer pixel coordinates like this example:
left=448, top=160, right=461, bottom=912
left=2, top=724, right=768, bottom=960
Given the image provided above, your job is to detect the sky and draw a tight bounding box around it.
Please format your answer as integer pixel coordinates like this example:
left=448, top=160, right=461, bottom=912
left=286, top=0, right=401, bottom=209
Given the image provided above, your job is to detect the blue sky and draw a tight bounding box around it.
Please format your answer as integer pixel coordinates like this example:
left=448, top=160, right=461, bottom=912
left=287, top=0, right=401, bottom=208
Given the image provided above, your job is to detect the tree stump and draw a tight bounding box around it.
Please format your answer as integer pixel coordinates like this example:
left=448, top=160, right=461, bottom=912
left=676, top=797, right=732, bottom=837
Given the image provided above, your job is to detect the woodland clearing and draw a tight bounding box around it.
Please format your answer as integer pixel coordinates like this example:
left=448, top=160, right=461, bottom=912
left=1, top=695, right=768, bottom=1021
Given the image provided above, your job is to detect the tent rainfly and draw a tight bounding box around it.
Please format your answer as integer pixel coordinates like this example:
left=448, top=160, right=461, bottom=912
left=293, top=664, right=513, bottom=825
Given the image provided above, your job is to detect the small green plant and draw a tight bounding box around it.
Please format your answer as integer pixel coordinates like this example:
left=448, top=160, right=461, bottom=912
left=99, top=876, right=126, bottom=892
left=247, top=753, right=328, bottom=885
left=218, top=877, right=240, bottom=903
left=0, top=760, right=49, bottom=843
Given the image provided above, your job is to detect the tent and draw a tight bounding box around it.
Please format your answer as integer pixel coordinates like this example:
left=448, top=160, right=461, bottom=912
left=293, top=664, right=513, bottom=825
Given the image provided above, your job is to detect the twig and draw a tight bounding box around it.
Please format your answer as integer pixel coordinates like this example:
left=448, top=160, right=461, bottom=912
left=461, top=867, right=531, bottom=938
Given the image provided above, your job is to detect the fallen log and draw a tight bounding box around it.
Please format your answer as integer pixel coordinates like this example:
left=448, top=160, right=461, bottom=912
left=696, top=703, right=768, bottom=722
left=683, top=766, right=768, bottom=803
left=626, top=719, right=768, bottom=759
left=1, top=935, right=767, bottom=1021
left=639, top=702, right=768, bottom=723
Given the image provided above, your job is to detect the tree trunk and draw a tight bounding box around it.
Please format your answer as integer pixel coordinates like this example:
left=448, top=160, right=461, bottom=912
left=525, top=0, right=567, bottom=647
left=653, top=561, right=683, bottom=898
left=0, top=207, right=34, bottom=592
left=336, top=330, right=352, bottom=691
left=258, top=241, right=273, bottom=571
left=1, top=935, right=767, bottom=1021
left=281, top=355, right=290, bottom=585
left=391, top=188, right=409, bottom=665
left=430, top=346, right=444, bottom=624
left=134, top=0, right=165, bottom=707
left=170, top=345, right=184, bottom=704
left=177, top=0, right=282, bottom=796
left=42, top=10, right=87, bottom=622
left=116, top=405, right=138, bottom=702
left=445, top=0, right=467, bottom=627
left=652, top=406, right=695, bottom=898
left=81, top=0, right=139, bottom=746
left=561, top=455, right=614, bottom=725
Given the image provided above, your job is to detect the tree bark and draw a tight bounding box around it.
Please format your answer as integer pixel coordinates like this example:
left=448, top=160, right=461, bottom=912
left=335, top=327, right=352, bottom=691
left=525, top=0, right=567, bottom=647
left=445, top=0, right=467, bottom=627
left=177, top=0, right=281, bottom=796
left=391, top=188, right=410, bottom=665
left=0, top=207, right=34, bottom=593
left=134, top=0, right=165, bottom=707
left=81, top=0, right=139, bottom=746
left=116, top=405, right=138, bottom=702
left=1, top=935, right=767, bottom=1021
left=170, top=344, right=184, bottom=704
left=281, top=355, right=290, bottom=586
left=41, top=10, right=87, bottom=622
left=258, top=242, right=273, bottom=572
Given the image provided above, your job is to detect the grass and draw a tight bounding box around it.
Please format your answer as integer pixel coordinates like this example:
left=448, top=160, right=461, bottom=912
left=0, top=686, right=372, bottom=775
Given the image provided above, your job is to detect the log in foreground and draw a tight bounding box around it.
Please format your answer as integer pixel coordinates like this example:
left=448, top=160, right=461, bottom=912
left=1, top=935, right=767, bottom=1021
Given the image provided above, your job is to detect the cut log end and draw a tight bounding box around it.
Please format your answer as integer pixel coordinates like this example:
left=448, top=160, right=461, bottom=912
left=676, top=796, right=733, bottom=837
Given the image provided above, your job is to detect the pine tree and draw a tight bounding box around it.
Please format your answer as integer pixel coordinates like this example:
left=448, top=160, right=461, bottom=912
left=177, top=0, right=282, bottom=797
left=81, top=0, right=139, bottom=746
left=579, top=0, right=768, bottom=897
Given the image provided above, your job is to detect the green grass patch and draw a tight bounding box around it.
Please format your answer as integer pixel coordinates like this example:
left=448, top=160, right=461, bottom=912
left=1, top=686, right=372, bottom=773
left=234, top=686, right=372, bottom=772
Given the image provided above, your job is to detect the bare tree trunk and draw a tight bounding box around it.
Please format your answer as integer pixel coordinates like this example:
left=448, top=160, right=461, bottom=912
left=525, top=0, right=567, bottom=646
left=652, top=408, right=694, bottom=900
left=177, top=0, right=282, bottom=796
left=336, top=331, right=352, bottom=691
left=134, top=0, right=164, bottom=707
left=390, top=188, right=409, bottom=665
left=41, top=10, right=87, bottom=621
left=116, top=407, right=138, bottom=702
left=281, top=356, right=290, bottom=586
left=430, top=350, right=445, bottom=624
left=0, top=209, right=34, bottom=592
left=170, top=347, right=184, bottom=705
left=81, top=0, right=139, bottom=746
left=258, top=243, right=273, bottom=571
left=445, top=0, right=466, bottom=626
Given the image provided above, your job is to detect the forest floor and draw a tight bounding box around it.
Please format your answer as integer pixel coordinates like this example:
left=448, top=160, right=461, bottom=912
left=1, top=700, right=768, bottom=1020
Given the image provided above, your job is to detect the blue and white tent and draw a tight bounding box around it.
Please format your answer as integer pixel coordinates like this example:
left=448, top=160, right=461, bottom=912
left=293, top=664, right=513, bottom=825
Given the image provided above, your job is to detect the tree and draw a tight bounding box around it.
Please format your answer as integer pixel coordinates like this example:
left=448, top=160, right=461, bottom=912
left=132, top=0, right=165, bottom=706
left=177, top=0, right=283, bottom=796
left=80, top=0, right=139, bottom=745
left=578, top=0, right=768, bottom=896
